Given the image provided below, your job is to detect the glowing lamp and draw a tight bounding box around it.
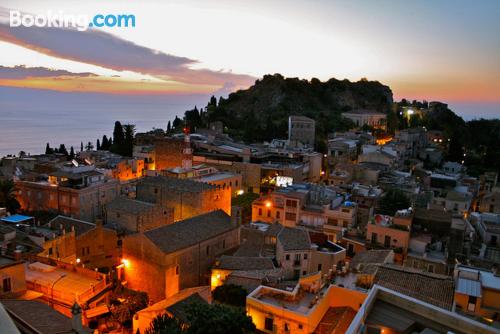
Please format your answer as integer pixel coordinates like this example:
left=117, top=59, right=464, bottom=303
left=121, top=259, right=130, bottom=267
left=236, top=189, right=244, bottom=196
left=76, top=258, right=81, bottom=264
left=407, top=109, right=414, bottom=115
left=265, top=201, right=272, bottom=208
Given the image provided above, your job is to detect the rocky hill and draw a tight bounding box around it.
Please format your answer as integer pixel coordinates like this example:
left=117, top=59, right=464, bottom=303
left=206, top=74, right=393, bottom=143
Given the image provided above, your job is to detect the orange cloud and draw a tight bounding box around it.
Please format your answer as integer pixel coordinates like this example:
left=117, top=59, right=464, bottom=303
left=0, top=75, right=220, bottom=94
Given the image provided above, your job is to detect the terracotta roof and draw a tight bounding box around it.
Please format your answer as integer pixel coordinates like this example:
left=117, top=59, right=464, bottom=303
left=144, top=210, right=235, bottom=253
left=105, top=197, right=155, bottom=214
left=48, top=215, right=95, bottom=237
left=138, top=175, right=215, bottom=192
left=374, top=264, right=455, bottom=310
left=2, top=299, right=88, bottom=334
left=314, top=306, right=357, bottom=334
left=350, top=250, right=393, bottom=274
left=278, top=227, right=311, bottom=251
left=217, top=255, right=275, bottom=271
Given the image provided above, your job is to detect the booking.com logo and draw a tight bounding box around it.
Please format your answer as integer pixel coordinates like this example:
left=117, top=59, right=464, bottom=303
left=9, top=10, right=135, bottom=31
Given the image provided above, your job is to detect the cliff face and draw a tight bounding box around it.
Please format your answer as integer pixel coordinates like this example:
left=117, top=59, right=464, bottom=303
left=209, top=74, right=393, bottom=143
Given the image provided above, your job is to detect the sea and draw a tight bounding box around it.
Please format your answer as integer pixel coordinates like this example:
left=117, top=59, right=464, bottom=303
left=0, top=87, right=209, bottom=157
left=0, top=87, right=499, bottom=157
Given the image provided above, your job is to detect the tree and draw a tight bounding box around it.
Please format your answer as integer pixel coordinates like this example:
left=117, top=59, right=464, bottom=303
left=145, top=314, right=183, bottom=334
left=45, top=143, right=54, bottom=155
left=145, top=303, right=255, bottom=334
left=109, top=286, right=148, bottom=329
left=378, top=189, right=411, bottom=215
left=212, top=284, right=247, bottom=307
left=167, top=121, right=172, bottom=133
left=80, top=142, right=84, bottom=152
left=123, top=124, right=136, bottom=157
left=172, top=116, right=183, bottom=130
left=85, top=141, right=94, bottom=151
left=101, top=135, right=109, bottom=150
left=96, top=139, right=101, bottom=150
left=111, top=121, right=125, bottom=154
left=69, top=146, right=75, bottom=159
left=186, top=303, right=255, bottom=334
left=0, top=180, right=20, bottom=214
left=58, top=144, right=68, bottom=156
left=185, top=106, right=202, bottom=130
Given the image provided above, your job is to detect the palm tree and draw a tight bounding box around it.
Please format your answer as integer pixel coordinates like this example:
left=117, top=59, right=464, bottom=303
left=0, top=180, right=20, bottom=213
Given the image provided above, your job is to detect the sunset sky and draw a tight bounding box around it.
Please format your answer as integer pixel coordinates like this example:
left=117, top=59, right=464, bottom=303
left=0, top=0, right=499, bottom=117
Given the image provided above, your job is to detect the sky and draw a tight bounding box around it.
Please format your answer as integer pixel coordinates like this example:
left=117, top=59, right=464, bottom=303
left=0, top=0, right=499, bottom=119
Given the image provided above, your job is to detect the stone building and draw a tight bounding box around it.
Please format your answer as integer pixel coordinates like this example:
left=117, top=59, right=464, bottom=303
left=105, top=197, right=173, bottom=233
left=16, top=170, right=119, bottom=221
left=288, top=115, right=316, bottom=147
left=121, top=210, right=240, bottom=302
left=38, top=216, right=120, bottom=270
left=154, top=138, right=184, bottom=171
left=136, top=176, right=231, bottom=221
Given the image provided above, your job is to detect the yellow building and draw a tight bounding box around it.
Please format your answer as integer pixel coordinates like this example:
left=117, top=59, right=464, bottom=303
left=246, top=272, right=366, bottom=333
left=454, top=265, right=500, bottom=322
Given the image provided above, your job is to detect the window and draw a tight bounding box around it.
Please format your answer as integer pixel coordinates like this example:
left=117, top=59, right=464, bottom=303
left=302, top=270, right=307, bottom=275
left=467, top=295, right=477, bottom=312
left=154, top=188, right=158, bottom=194
left=206, top=245, right=210, bottom=256
left=384, top=235, right=391, bottom=248
left=117, top=239, right=123, bottom=247
left=48, top=248, right=53, bottom=256
left=175, top=265, right=179, bottom=275
left=303, top=254, right=308, bottom=260
left=285, top=212, right=297, bottom=221
left=258, top=208, right=262, bottom=216
left=371, top=232, right=378, bottom=244
left=264, top=317, right=274, bottom=331
left=318, top=264, right=322, bottom=271
left=276, top=211, right=281, bottom=219
left=222, top=240, right=226, bottom=249
left=427, top=264, right=435, bottom=273
left=2, top=277, right=11, bottom=293
left=298, top=324, right=303, bottom=330
left=285, top=254, right=290, bottom=261
left=267, top=210, right=271, bottom=217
